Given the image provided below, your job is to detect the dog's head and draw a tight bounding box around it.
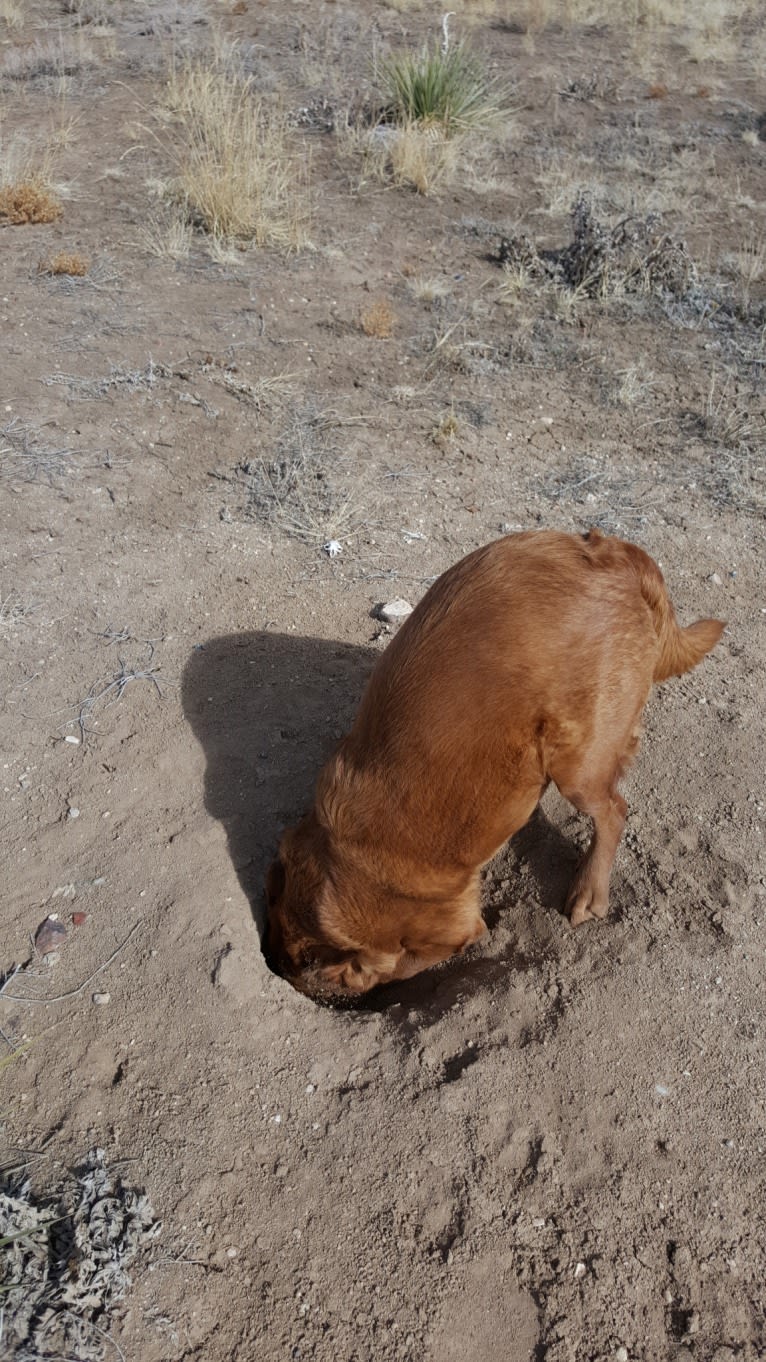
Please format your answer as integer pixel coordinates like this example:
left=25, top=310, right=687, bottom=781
left=264, top=824, right=406, bottom=1001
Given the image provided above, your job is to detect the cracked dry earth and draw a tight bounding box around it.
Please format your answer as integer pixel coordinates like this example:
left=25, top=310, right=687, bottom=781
left=1, top=2, right=765, bottom=1360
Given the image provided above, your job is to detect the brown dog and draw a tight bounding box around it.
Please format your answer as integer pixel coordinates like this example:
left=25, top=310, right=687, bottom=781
left=266, top=530, right=723, bottom=999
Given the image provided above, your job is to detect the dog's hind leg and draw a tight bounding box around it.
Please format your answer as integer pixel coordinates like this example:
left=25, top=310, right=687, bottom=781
left=550, top=719, right=643, bottom=925
left=559, top=774, right=628, bottom=925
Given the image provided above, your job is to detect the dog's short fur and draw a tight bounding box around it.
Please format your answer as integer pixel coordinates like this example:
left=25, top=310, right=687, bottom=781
left=266, top=530, right=724, bottom=999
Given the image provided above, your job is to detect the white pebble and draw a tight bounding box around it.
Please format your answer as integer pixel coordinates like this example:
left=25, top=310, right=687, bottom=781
left=64, top=736, right=80, bottom=745
left=574, top=1261, right=586, bottom=1279
left=616, top=1349, right=629, bottom=1362
left=92, top=992, right=111, bottom=1005
left=377, top=598, right=413, bottom=624
left=67, top=807, right=80, bottom=820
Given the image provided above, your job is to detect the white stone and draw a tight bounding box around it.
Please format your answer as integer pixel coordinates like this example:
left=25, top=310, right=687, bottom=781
left=378, top=598, right=413, bottom=624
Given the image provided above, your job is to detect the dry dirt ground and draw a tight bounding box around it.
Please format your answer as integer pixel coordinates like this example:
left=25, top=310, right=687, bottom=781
left=1, top=2, right=765, bottom=1360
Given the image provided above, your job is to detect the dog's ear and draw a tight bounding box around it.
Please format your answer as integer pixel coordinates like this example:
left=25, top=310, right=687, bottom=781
left=265, top=857, right=285, bottom=908
left=318, top=946, right=403, bottom=995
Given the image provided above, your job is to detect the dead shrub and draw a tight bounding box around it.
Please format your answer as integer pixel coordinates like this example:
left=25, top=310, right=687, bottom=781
left=39, top=250, right=89, bottom=276
left=497, top=195, right=697, bottom=303
left=361, top=298, right=395, bottom=337
left=0, top=180, right=62, bottom=224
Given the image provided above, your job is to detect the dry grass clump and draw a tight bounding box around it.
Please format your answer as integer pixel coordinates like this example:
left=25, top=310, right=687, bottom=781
left=361, top=298, right=396, bottom=337
left=139, top=206, right=193, bottom=259
left=0, top=0, right=23, bottom=27
left=407, top=275, right=452, bottom=304
left=340, top=118, right=462, bottom=196
left=703, top=373, right=763, bottom=454
left=161, top=60, right=311, bottom=248
left=237, top=403, right=363, bottom=546
left=38, top=250, right=89, bottom=276
left=721, top=235, right=765, bottom=312
left=0, top=180, right=62, bottom=224
left=61, top=0, right=115, bottom=24
left=1, top=35, right=97, bottom=81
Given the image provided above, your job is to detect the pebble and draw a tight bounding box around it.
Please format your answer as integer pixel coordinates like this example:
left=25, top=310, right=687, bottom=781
left=709, top=572, right=723, bottom=586
left=64, top=735, right=80, bottom=745
left=92, top=992, right=111, bottom=1005
left=35, top=916, right=67, bottom=954
left=71, top=911, right=87, bottom=927
left=43, top=951, right=60, bottom=967
left=574, top=1261, right=587, bottom=1280
left=616, top=1349, right=629, bottom=1362
left=67, top=806, right=80, bottom=820
left=376, top=598, right=413, bottom=624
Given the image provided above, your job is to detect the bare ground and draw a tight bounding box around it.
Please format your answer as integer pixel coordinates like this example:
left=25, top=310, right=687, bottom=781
left=1, top=3, right=765, bottom=1360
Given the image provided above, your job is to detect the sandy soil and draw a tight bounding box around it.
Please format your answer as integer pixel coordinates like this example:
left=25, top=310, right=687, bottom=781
left=2, top=3, right=765, bottom=1359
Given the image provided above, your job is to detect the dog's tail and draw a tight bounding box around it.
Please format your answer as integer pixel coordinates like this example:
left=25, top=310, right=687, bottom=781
left=623, top=541, right=725, bottom=681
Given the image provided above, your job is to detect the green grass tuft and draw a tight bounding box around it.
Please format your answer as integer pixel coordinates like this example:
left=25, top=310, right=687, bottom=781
left=378, top=39, right=510, bottom=137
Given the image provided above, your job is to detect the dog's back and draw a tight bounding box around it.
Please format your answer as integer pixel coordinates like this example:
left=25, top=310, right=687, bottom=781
left=271, top=530, right=724, bottom=995
left=326, top=530, right=723, bottom=868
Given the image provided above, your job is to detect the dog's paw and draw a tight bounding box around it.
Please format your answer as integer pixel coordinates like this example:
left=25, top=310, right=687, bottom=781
left=567, top=881, right=609, bottom=927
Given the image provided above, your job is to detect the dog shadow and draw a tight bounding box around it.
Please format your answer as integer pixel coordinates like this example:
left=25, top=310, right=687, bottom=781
left=181, top=630, right=377, bottom=939
left=182, top=630, right=581, bottom=1017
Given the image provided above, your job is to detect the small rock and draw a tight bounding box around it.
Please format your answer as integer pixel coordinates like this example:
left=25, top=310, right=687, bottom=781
left=226, top=1246, right=239, bottom=1258
left=67, top=806, right=80, bottom=820
left=92, top=991, right=111, bottom=1005
left=35, top=916, right=67, bottom=955
left=71, top=911, right=87, bottom=927
left=43, top=951, right=60, bottom=967
left=64, top=735, right=80, bottom=745
left=616, top=1349, right=629, bottom=1362
left=709, top=572, right=723, bottom=586
left=375, top=598, right=413, bottom=624
left=574, top=1261, right=586, bottom=1280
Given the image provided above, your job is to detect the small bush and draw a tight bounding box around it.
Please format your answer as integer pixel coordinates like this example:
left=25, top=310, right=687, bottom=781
left=0, top=180, right=62, bottom=224
left=497, top=196, right=697, bottom=304
left=378, top=38, right=509, bottom=136
left=361, top=299, right=395, bottom=337
left=39, top=251, right=89, bottom=276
